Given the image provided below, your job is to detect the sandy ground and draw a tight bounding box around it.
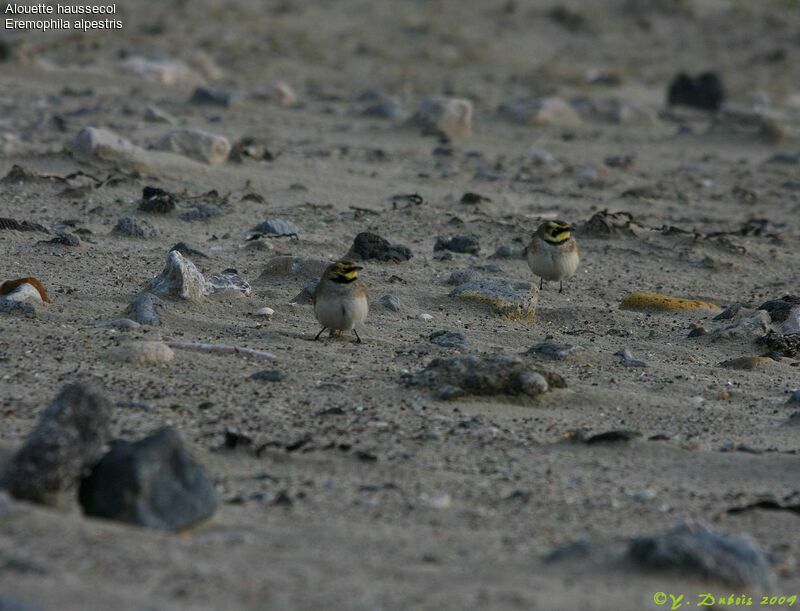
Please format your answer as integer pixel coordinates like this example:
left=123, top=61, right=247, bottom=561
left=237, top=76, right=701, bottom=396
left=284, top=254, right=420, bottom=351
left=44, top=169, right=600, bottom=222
left=1, top=0, right=800, bottom=609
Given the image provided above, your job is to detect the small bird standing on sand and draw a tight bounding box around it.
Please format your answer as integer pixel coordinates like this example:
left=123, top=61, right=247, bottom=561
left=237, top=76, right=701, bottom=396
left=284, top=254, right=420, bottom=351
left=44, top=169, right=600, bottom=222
left=526, top=220, right=580, bottom=293
left=313, top=260, right=369, bottom=343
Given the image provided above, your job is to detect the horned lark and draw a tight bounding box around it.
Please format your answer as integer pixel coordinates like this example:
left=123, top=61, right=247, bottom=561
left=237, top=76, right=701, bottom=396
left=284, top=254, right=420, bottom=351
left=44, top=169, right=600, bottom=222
left=526, top=220, right=580, bottom=293
left=313, top=261, right=369, bottom=342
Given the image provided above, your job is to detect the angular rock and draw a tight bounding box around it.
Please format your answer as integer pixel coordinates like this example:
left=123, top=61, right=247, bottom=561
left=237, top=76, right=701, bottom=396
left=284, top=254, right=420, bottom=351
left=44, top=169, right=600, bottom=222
left=379, top=294, right=401, bottom=312
left=577, top=210, right=637, bottom=239
left=434, top=234, right=480, bottom=255
left=526, top=342, right=580, bottom=360
left=79, top=427, right=217, bottom=531
left=779, top=306, right=800, bottom=335
left=667, top=72, right=725, bottom=111
left=499, top=97, right=581, bottom=127
left=429, top=330, right=469, bottom=349
left=139, top=186, right=177, bottom=214
left=189, top=86, right=243, bottom=108
left=207, top=268, right=251, bottom=296
left=113, top=217, right=157, bottom=239
left=149, top=251, right=210, bottom=301
left=2, top=383, right=112, bottom=506
left=347, top=232, right=412, bottom=262
left=251, top=218, right=299, bottom=237
left=403, top=353, right=564, bottom=399
left=155, top=129, right=231, bottom=166
left=126, top=292, right=166, bottom=326
left=450, top=277, right=538, bottom=320
left=629, top=520, right=773, bottom=589
left=410, top=97, right=473, bottom=139
left=709, top=310, right=771, bottom=341
left=615, top=348, right=647, bottom=367
left=110, top=341, right=175, bottom=366
left=71, top=127, right=150, bottom=171
left=757, top=295, right=800, bottom=324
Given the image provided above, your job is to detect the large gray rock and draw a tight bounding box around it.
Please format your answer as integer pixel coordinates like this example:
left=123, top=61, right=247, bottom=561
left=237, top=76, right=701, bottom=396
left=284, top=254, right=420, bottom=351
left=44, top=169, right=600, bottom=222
left=403, top=353, right=565, bottom=400
left=410, top=97, right=473, bottom=138
left=126, top=292, right=166, bottom=325
left=2, top=383, right=112, bottom=506
left=71, top=127, right=151, bottom=171
left=449, top=277, right=538, bottom=320
left=149, top=250, right=211, bottom=301
left=78, top=427, right=217, bottom=531
left=629, top=520, right=774, bottom=589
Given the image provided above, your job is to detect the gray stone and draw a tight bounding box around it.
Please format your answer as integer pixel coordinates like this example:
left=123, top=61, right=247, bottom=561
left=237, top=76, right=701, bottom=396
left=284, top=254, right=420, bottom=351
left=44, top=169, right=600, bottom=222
left=614, top=347, right=647, bottom=367
left=78, top=427, right=217, bottom=531
left=779, top=305, right=800, bottom=335
left=251, top=218, right=299, bottom=237
left=434, top=234, right=480, bottom=255
left=126, top=292, right=166, bottom=326
left=250, top=369, right=284, bottom=382
left=71, top=127, right=150, bottom=171
left=429, top=330, right=469, bottom=349
left=113, top=216, right=157, bottom=239
left=154, top=128, right=231, bottom=166
left=756, top=295, right=800, bottom=323
left=189, top=86, right=244, bottom=108
left=709, top=310, right=771, bottom=341
left=379, top=294, right=401, bottom=312
left=149, top=250, right=210, bottom=301
left=449, top=277, right=538, bottom=320
left=347, top=232, right=412, bottom=262
left=207, top=269, right=251, bottom=297
left=410, top=97, right=473, bottom=138
left=629, top=520, right=774, bottom=589
left=0, top=300, right=35, bottom=317
left=788, top=390, right=800, bottom=405
left=448, top=269, right=480, bottom=285
left=527, top=342, right=580, bottom=360
left=2, top=383, right=112, bottom=506
left=403, top=353, right=564, bottom=399
left=499, top=97, right=581, bottom=127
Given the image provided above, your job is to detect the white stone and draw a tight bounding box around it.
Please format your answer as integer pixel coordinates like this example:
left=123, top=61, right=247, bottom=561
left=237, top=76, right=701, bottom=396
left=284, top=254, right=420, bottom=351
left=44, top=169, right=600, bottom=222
left=71, top=127, right=150, bottom=170
left=252, top=81, right=297, bottom=107
left=110, top=341, right=174, bottom=366
left=254, top=307, right=274, bottom=318
left=120, top=57, right=204, bottom=86
left=417, top=313, right=434, bottom=322
left=412, top=97, right=473, bottom=138
left=154, top=129, right=231, bottom=166
left=1, top=282, right=43, bottom=304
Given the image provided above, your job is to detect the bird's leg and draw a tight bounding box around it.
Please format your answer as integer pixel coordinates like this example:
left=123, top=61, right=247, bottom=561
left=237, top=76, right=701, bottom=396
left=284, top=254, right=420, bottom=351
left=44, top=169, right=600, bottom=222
left=559, top=281, right=563, bottom=293
left=353, top=329, right=362, bottom=344
left=539, top=278, right=543, bottom=290
left=314, top=327, right=327, bottom=341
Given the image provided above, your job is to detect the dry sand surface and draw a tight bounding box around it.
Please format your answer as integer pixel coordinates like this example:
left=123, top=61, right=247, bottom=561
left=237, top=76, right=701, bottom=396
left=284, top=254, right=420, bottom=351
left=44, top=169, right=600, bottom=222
left=1, top=0, right=800, bottom=609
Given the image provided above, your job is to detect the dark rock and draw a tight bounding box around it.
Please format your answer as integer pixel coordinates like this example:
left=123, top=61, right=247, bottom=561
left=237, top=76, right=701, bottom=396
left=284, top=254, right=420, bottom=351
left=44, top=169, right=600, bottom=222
left=79, top=427, right=217, bottom=531
left=543, top=540, right=596, bottom=563
left=0, top=300, right=35, bottom=317
left=584, top=429, right=642, bottom=444
left=756, top=295, right=800, bottom=324
left=667, top=72, right=725, bottom=111
left=788, top=390, right=800, bottom=405
left=403, top=353, right=564, bottom=399
left=170, top=242, right=209, bottom=259
left=189, top=86, right=243, bottom=107
left=767, top=151, right=800, bottom=165
left=139, top=186, right=177, bottom=214
left=113, top=216, right=157, bottom=239
left=577, top=210, right=636, bottom=239
left=229, top=137, right=275, bottom=163
left=687, top=326, right=707, bottom=338
left=250, top=369, right=284, bottom=382
left=758, top=331, right=800, bottom=358
left=2, top=383, right=112, bottom=506
left=0, top=218, right=49, bottom=233
left=126, top=292, right=166, bottom=326
left=460, top=192, right=491, bottom=205
left=39, top=232, right=79, bottom=246
left=434, top=234, right=480, bottom=255
left=379, top=294, right=401, bottom=312
left=526, top=342, right=580, bottom=360
left=429, top=330, right=469, bottom=349
left=179, top=204, right=221, bottom=222
left=713, top=302, right=744, bottom=321
left=629, top=520, right=774, bottom=589
left=347, top=232, right=412, bottom=262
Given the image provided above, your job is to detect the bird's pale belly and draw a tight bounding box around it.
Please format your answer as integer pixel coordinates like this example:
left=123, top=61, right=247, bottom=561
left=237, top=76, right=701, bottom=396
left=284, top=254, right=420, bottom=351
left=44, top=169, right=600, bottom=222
left=314, top=294, right=368, bottom=331
left=527, top=248, right=580, bottom=281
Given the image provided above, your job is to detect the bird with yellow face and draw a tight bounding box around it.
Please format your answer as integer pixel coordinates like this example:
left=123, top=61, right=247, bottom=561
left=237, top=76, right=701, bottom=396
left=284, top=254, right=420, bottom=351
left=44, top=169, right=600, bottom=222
left=526, top=220, right=580, bottom=293
left=312, top=260, right=369, bottom=342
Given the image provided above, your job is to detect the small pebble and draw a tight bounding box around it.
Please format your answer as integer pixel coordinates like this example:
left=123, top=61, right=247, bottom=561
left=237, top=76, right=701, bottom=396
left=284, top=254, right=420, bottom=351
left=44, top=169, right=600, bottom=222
left=250, top=370, right=284, bottom=382
left=254, top=307, right=274, bottom=318
left=429, top=330, right=469, bottom=349
left=417, top=313, right=433, bottom=322
left=379, top=294, right=401, bottom=312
